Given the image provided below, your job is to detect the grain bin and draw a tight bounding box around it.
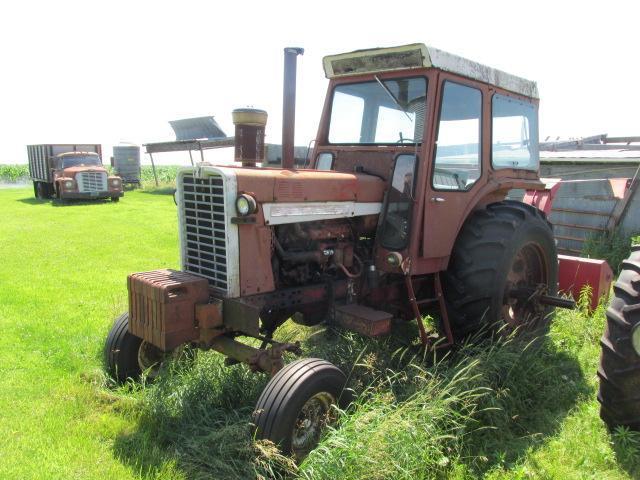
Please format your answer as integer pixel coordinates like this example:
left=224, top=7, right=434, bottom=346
left=112, top=145, right=141, bottom=184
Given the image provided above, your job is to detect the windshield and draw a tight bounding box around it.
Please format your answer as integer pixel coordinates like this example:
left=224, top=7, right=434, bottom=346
left=328, top=77, right=427, bottom=144
left=61, top=155, right=102, bottom=168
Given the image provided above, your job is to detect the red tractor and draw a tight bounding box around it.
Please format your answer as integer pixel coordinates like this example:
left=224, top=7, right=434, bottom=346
left=105, top=44, right=575, bottom=457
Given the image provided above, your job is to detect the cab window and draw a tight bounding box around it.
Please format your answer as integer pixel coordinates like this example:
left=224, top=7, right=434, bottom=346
left=379, top=154, right=417, bottom=250
left=492, top=94, right=539, bottom=170
left=328, top=77, right=427, bottom=144
left=432, top=82, right=482, bottom=191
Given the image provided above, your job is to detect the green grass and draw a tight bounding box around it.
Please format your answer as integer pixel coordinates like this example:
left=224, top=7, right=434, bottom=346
left=583, top=228, right=640, bottom=274
left=1, top=186, right=640, bottom=479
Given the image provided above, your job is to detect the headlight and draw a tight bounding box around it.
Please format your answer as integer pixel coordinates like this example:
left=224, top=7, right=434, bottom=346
left=110, top=178, right=121, bottom=187
left=236, top=194, right=257, bottom=216
left=64, top=180, right=74, bottom=189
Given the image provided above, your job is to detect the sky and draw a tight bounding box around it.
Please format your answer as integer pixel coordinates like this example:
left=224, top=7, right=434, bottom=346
left=1, top=0, right=639, bottom=165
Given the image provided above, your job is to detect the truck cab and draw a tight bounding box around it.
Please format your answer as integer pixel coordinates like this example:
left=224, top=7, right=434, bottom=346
left=51, top=152, right=123, bottom=201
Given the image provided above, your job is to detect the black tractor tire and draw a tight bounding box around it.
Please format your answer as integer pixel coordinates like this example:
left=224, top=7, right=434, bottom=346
left=104, top=312, right=144, bottom=382
left=598, top=246, right=640, bottom=430
left=253, top=358, right=351, bottom=458
left=444, top=200, right=558, bottom=337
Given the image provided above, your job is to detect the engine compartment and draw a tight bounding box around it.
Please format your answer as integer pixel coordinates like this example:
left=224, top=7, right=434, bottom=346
left=272, top=218, right=376, bottom=288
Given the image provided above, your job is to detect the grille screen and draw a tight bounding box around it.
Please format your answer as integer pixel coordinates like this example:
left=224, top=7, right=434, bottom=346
left=77, top=172, right=107, bottom=192
left=181, top=174, right=228, bottom=292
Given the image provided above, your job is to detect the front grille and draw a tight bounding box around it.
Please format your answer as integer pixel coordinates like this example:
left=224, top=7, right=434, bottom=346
left=181, top=174, right=228, bottom=292
left=77, top=171, right=107, bottom=192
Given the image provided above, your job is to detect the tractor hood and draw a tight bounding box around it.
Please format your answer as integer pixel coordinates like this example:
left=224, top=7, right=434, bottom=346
left=229, top=166, right=385, bottom=203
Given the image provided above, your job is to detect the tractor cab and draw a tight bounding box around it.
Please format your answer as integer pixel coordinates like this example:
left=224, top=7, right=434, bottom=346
left=311, top=44, right=544, bottom=274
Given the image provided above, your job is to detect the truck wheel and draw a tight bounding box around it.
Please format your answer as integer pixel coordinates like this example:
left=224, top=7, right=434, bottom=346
left=35, top=181, right=50, bottom=199
left=253, top=358, right=350, bottom=458
left=104, top=312, right=167, bottom=382
left=444, top=200, right=558, bottom=337
left=111, top=196, right=120, bottom=203
left=598, top=246, right=640, bottom=430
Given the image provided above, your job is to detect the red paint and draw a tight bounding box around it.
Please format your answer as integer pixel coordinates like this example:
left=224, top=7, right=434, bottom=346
left=558, top=254, right=614, bottom=311
left=523, top=178, right=561, bottom=215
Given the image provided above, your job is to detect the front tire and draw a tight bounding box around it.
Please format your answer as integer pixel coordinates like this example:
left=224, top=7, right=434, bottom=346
left=444, top=201, right=558, bottom=337
left=104, top=312, right=166, bottom=382
left=598, top=246, right=640, bottom=430
left=111, top=196, right=120, bottom=203
left=253, top=358, right=350, bottom=458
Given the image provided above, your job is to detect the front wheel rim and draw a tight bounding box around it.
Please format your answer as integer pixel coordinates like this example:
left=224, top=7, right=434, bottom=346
left=291, top=391, right=336, bottom=457
left=137, top=341, right=167, bottom=378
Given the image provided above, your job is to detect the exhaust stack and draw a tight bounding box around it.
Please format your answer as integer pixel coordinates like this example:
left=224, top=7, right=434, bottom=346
left=282, top=47, right=304, bottom=169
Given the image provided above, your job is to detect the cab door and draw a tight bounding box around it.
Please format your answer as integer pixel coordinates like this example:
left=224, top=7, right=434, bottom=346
left=422, top=77, right=485, bottom=260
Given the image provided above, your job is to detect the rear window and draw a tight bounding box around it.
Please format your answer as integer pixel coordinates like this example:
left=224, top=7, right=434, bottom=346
left=492, top=94, right=539, bottom=170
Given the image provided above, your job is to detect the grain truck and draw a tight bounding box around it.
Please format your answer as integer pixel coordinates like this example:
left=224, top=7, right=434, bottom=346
left=27, top=144, right=123, bottom=201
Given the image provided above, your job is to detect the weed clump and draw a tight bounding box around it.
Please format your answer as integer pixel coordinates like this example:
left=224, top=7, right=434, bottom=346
left=113, top=318, right=591, bottom=479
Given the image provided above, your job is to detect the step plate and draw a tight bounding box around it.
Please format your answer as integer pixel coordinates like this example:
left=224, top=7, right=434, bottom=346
left=334, top=304, right=392, bottom=337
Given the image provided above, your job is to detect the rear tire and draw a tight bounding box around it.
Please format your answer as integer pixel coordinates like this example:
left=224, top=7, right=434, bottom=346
left=253, top=358, right=350, bottom=458
left=444, top=200, right=558, bottom=337
left=598, top=246, right=640, bottom=430
left=34, top=181, right=51, bottom=199
left=104, top=312, right=167, bottom=382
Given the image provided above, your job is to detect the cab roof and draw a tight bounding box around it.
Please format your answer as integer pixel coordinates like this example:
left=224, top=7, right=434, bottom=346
left=55, top=151, right=99, bottom=157
left=323, top=43, right=539, bottom=99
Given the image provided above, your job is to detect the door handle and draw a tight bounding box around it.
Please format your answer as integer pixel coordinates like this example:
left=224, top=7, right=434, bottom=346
left=431, top=197, right=446, bottom=203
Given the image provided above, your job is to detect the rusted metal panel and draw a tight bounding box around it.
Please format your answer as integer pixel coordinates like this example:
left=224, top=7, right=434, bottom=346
left=232, top=167, right=385, bottom=203
left=549, top=178, right=629, bottom=253
left=558, top=255, right=614, bottom=311
left=128, top=269, right=209, bottom=351
left=511, top=174, right=638, bottom=254
left=335, top=304, right=392, bottom=337
left=523, top=179, right=561, bottom=215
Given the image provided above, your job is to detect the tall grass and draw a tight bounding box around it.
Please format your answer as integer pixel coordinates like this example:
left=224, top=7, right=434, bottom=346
left=113, top=308, right=608, bottom=479
left=583, top=228, right=640, bottom=273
